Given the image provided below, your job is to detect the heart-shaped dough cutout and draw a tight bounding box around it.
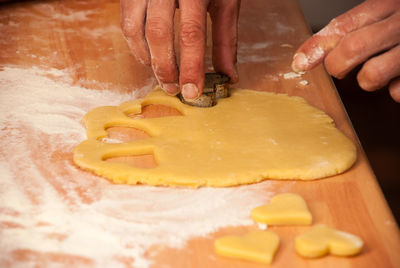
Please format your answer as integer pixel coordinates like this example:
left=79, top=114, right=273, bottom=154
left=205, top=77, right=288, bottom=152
left=251, top=193, right=312, bottom=225
left=295, top=225, right=363, bottom=258
left=214, top=230, right=280, bottom=264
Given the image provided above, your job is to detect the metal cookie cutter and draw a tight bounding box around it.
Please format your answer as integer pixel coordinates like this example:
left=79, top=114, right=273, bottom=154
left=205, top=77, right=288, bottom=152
left=178, top=73, right=230, bottom=107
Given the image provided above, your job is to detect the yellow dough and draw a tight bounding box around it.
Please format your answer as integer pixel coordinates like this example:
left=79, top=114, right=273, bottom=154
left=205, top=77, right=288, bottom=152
left=214, top=230, right=280, bottom=264
left=73, top=88, right=356, bottom=187
left=251, top=193, right=312, bottom=225
left=295, top=225, right=363, bottom=258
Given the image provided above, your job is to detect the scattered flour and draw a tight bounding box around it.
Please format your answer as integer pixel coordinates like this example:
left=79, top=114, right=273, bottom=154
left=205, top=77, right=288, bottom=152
left=237, top=41, right=278, bottom=64
left=316, top=18, right=346, bottom=37
left=307, top=46, right=325, bottom=66
left=275, top=22, right=295, bottom=34
left=292, top=46, right=325, bottom=72
left=280, top=43, right=293, bottom=48
left=240, top=42, right=273, bottom=50
left=238, top=54, right=279, bottom=63
left=80, top=25, right=122, bottom=39
left=299, top=80, right=309, bottom=86
left=264, top=73, right=279, bottom=82
left=281, top=71, right=305, bottom=80
left=0, top=66, right=276, bottom=268
left=257, top=223, right=268, bottom=230
left=52, top=10, right=97, bottom=22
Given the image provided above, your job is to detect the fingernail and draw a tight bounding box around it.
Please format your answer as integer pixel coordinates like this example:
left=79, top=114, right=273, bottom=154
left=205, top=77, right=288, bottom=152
left=292, top=52, right=308, bottom=72
left=182, top=83, right=199, bottom=100
left=162, top=83, right=179, bottom=95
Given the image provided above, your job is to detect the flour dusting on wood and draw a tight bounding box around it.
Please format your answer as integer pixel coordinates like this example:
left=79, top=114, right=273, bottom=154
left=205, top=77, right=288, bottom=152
left=0, top=67, right=275, bottom=268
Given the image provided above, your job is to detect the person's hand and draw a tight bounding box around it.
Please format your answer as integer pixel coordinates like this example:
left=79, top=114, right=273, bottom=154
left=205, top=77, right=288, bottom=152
left=120, top=0, right=240, bottom=100
left=292, top=0, right=400, bottom=102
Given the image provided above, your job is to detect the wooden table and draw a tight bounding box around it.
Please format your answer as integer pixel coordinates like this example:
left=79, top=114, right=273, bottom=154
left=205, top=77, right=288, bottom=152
left=1, top=0, right=399, bottom=267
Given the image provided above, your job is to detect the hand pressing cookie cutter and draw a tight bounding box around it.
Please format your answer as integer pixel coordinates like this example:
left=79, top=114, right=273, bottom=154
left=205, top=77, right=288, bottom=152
left=178, top=73, right=230, bottom=107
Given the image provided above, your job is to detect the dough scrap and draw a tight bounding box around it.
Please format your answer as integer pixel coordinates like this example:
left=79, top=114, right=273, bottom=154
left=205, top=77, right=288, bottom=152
left=295, top=225, right=363, bottom=258
left=73, top=88, right=356, bottom=187
left=251, top=193, right=312, bottom=225
left=214, top=230, right=280, bottom=264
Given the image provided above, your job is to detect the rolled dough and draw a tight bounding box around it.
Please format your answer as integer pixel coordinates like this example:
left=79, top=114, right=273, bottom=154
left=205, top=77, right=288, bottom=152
left=73, top=88, right=356, bottom=187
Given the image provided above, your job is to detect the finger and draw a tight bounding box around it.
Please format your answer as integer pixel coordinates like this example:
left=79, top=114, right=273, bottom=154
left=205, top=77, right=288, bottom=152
left=145, top=0, right=179, bottom=95
left=357, top=45, right=400, bottom=91
left=208, top=0, right=241, bottom=83
left=389, top=77, right=400, bottom=103
left=120, top=0, right=151, bottom=65
left=292, top=0, right=400, bottom=72
left=326, top=11, right=400, bottom=79
left=179, top=0, right=208, bottom=100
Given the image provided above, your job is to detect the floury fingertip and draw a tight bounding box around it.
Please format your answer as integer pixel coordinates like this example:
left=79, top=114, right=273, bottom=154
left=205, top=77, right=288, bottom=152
left=291, top=52, right=308, bottom=72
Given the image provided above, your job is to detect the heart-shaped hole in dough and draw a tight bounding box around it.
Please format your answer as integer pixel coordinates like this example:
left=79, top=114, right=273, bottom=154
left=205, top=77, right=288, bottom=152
left=105, top=104, right=182, bottom=143
left=102, top=104, right=181, bottom=169
left=105, top=127, right=151, bottom=143
left=128, top=104, right=182, bottom=119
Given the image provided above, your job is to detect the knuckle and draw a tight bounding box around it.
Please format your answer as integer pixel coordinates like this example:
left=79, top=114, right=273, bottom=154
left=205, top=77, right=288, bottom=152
left=180, top=21, right=205, bottom=47
left=324, top=15, right=352, bottom=37
left=342, top=35, right=365, bottom=57
left=336, top=12, right=358, bottom=32
left=152, top=63, right=176, bottom=82
left=181, top=65, right=202, bottom=81
left=180, top=62, right=202, bottom=82
left=145, top=18, right=171, bottom=42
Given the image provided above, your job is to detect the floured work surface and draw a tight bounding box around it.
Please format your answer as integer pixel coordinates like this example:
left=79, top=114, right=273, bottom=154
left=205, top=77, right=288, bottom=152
left=74, top=89, right=356, bottom=187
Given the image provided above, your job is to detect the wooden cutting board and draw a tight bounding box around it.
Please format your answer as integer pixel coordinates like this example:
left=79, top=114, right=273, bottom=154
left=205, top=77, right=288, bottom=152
left=0, top=0, right=399, bottom=267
